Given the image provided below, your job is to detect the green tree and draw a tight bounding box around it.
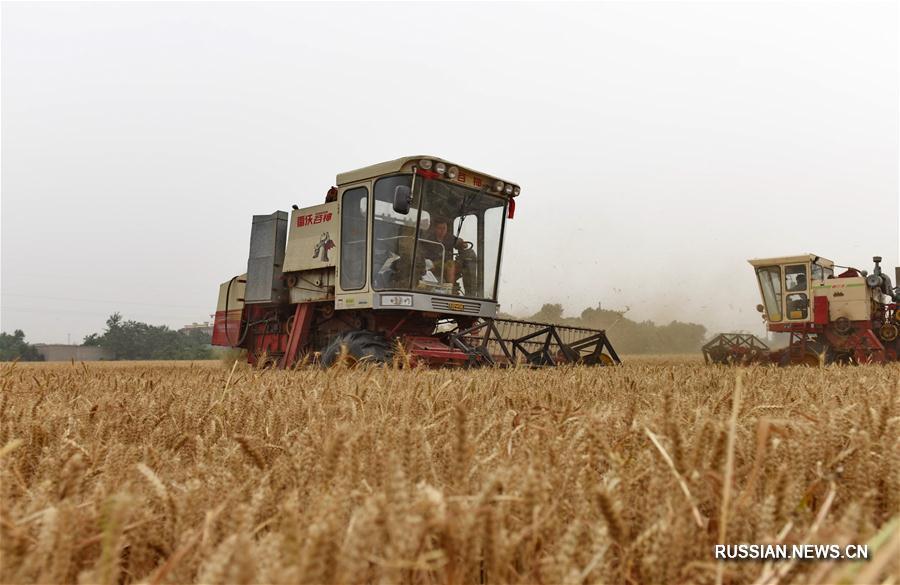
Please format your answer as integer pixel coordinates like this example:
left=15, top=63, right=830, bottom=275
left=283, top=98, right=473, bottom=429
left=0, top=330, right=44, bottom=362
left=83, top=313, right=213, bottom=360
left=531, top=303, right=565, bottom=324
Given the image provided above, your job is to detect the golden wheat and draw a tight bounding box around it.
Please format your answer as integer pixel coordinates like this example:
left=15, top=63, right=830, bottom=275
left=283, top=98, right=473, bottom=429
left=0, top=358, right=897, bottom=584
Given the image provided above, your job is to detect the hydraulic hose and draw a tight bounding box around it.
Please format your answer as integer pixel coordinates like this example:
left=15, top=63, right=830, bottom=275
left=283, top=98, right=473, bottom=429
left=223, top=276, right=252, bottom=347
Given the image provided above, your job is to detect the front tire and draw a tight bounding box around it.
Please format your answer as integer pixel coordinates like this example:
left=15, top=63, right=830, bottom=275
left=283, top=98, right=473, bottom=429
left=320, top=330, right=392, bottom=367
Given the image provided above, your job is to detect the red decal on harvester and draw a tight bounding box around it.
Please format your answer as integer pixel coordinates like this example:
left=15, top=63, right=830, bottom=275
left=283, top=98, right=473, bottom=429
left=297, top=211, right=333, bottom=227
left=474, top=177, right=482, bottom=187
left=457, top=172, right=466, bottom=183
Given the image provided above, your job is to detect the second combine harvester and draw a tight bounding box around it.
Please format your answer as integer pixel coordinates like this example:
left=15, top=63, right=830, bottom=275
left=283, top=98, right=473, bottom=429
left=704, top=254, right=900, bottom=365
left=212, top=155, right=620, bottom=368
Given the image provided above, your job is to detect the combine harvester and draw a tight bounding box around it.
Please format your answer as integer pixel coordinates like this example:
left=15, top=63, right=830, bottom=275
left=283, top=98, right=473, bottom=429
left=704, top=254, right=900, bottom=365
left=212, top=156, right=620, bottom=368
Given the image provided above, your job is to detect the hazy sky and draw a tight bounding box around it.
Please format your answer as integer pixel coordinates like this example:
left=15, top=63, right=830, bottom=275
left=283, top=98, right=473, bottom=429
left=2, top=1, right=898, bottom=344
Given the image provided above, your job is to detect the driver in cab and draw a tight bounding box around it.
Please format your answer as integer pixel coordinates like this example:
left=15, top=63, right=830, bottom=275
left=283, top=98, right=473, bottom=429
left=424, top=217, right=477, bottom=295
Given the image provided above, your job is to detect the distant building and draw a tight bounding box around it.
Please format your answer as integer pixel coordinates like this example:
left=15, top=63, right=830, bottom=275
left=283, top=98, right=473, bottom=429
left=34, top=344, right=113, bottom=361
left=179, top=321, right=214, bottom=337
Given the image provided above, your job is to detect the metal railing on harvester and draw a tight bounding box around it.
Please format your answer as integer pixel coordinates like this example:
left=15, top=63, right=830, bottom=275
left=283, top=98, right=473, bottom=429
left=702, top=333, right=770, bottom=364
left=446, top=318, right=621, bottom=366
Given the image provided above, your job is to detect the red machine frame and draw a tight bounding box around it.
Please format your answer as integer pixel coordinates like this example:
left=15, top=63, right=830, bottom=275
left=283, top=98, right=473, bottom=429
left=214, top=301, right=620, bottom=369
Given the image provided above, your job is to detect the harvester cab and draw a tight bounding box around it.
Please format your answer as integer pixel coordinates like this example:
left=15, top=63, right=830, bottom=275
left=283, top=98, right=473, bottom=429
left=750, top=254, right=836, bottom=325
left=213, top=156, right=620, bottom=368
left=704, top=253, right=900, bottom=365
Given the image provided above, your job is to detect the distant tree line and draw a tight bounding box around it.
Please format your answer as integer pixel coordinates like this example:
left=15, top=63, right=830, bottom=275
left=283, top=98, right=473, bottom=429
left=503, top=303, right=707, bottom=354
left=5, top=305, right=703, bottom=362
left=83, top=313, right=213, bottom=360
left=0, top=330, right=44, bottom=362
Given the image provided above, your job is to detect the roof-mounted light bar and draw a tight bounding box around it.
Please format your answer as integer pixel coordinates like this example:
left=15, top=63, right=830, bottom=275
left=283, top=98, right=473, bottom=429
left=416, top=158, right=519, bottom=196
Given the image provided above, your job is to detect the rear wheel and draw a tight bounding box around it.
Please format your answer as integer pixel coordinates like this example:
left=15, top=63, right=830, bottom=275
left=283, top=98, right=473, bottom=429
left=321, top=330, right=392, bottom=367
left=778, top=348, right=825, bottom=367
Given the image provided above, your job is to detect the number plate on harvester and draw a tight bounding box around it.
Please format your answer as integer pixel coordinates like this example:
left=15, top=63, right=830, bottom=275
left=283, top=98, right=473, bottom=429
left=448, top=302, right=465, bottom=311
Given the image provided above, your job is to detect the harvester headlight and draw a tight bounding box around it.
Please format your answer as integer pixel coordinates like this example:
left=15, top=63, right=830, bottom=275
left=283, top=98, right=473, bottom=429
left=382, top=294, right=413, bottom=307
left=504, top=184, right=513, bottom=195
left=419, top=159, right=433, bottom=170
left=446, top=166, right=459, bottom=179
left=494, top=180, right=504, bottom=192
left=435, top=162, right=446, bottom=175
left=513, top=186, right=520, bottom=196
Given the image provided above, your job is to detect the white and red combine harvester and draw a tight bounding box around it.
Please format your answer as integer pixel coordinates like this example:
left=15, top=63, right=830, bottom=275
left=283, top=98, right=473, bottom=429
left=212, top=155, right=620, bottom=368
left=704, top=254, right=900, bottom=365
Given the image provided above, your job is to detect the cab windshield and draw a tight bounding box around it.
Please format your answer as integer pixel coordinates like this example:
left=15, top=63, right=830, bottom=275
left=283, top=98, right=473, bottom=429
left=372, top=175, right=507, bottom=300
left=756, top=266, right=783, bottom=322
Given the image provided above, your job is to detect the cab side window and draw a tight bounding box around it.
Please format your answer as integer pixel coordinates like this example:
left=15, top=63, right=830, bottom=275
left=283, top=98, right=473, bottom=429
left=340, top=187, right=368, bottom=290
left=784, top=264, right=807, bottom=292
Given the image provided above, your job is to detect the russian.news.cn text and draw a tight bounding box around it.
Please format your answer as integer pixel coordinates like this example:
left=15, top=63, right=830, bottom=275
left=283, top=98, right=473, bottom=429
left=714, top=544, right=869, bottom=561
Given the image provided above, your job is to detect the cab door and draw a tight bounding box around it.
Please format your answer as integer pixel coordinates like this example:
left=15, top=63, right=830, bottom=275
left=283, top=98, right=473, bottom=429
left=783, top=263, right=811, bottom=322
left=335, top=184, right=371, bottom=295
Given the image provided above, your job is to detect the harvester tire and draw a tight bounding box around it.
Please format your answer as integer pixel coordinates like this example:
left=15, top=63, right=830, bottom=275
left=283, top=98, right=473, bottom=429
left=321, top=330, right=392, bottom=368
left=705, top=347, right=729, bottom=365
left=557, top=343, right=581, bottom=364
left=778, top=348, right=825, bottom=367
left=828, top=350, right=853, bottom=365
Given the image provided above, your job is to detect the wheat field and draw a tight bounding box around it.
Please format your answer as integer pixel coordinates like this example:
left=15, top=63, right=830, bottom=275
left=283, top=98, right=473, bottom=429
left=1, top=358, right=897, bottom=585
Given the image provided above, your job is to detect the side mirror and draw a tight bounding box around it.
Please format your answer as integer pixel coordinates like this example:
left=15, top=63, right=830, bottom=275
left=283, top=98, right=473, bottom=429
left=756, top=304, right=764, bottom=313
left=393, top=185, right=411, bottom=215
